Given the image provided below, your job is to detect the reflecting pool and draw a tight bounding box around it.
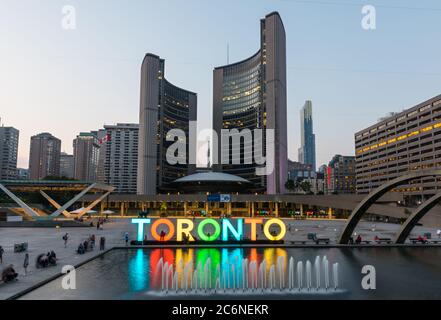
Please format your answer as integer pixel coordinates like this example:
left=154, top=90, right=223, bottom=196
left=20, top=247, right=441, bottom=300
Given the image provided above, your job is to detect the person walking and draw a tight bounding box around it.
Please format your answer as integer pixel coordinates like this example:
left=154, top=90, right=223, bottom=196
left=62, top=233, right=69, bottom=248
left=0, top=246, right=4, bottom=264
left=100, top=236, right=106, bottom=251
left=124, top=232, right=129, bottom=246
left=23, top=253, right=29, bottom=276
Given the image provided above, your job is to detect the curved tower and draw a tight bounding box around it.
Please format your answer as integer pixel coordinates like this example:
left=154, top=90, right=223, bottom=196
left=213, top=12, right=287, bottom=194
left=138, top=54, right=197, bottom=195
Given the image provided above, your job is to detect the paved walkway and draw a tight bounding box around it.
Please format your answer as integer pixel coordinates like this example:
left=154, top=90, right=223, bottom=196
left=0, top=218, right=438, bottom=300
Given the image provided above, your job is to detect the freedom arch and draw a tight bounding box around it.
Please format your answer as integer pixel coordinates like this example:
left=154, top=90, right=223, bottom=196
left=0, top=180, right=115, bottom=219
left=338, top=169, right=441, bottom=244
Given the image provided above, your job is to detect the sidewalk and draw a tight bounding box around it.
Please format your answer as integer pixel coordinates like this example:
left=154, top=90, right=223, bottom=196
left=0, top=219, right=134, bottom=300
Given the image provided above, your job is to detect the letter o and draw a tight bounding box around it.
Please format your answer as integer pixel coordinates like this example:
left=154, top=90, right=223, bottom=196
left=263, top=219, right=286, bottom=241
left=151, top=219, right=175, bottom=241
left=197, top=219, right=221, bottom=241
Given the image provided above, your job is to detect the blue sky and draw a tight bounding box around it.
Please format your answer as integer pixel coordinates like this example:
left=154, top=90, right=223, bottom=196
left=1, top=0, right=440, bottom=168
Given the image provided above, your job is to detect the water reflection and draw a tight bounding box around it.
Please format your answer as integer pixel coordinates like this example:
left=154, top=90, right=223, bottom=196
left=128, top=247, right=291, bottom=291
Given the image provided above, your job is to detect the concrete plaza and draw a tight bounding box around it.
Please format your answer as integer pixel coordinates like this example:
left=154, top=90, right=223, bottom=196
left=0, top=218, right=439, bottom=300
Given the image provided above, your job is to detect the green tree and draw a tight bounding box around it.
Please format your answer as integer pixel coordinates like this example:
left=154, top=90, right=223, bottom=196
left=285, top=179, right=295, bottom=191
left=299, top=181, right=312, bottom=193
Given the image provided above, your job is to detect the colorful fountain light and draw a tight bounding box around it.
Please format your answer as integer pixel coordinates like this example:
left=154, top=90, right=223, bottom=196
left=152, top=255, right=340, bottom=295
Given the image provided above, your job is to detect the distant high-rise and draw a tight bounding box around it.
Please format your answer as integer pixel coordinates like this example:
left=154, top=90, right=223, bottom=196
left=29, top=133, right=61, bottom=180
left=98, top=123, right=138, bottom=194
left=298, top=100, right=316, bottom=172
left=212, top=12, right=288, bottom=194
left=73, top=132, right=100, bottom=181
left=60, top=152, right=74, bottom=179
left=138, top=54, right=197, bottom=195
left=0, top=126, right=19, bottom=180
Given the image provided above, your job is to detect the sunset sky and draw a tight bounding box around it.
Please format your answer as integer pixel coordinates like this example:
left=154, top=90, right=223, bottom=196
left=1, top=0, right=440, bottom=168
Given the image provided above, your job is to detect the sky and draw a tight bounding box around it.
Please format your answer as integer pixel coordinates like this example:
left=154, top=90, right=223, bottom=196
left=1, top=0, right=440, bottom=169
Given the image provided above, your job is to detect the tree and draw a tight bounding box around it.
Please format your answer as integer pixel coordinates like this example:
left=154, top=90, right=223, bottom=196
left=160, top=202, right=168, bottom=217
left=285, top=179, right=295, bottom=191
left=299, top=181, right=312, bottom=193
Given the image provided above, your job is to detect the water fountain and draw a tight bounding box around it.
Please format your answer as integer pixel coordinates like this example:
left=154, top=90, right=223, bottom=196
left=152, top=255, right=341, bottom=296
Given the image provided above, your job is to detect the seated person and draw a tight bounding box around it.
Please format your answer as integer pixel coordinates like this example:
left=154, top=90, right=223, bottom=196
left=2, top=265, right=18, bottom=283
left=83, top=240, right=89, bottom=251
left=36, top=254, right=49, bottom=268
left=48, top=251, right=57, bottom=265
left=356, top=235, right=362, bottom=244
left=77, top=243, right=85, bottom=254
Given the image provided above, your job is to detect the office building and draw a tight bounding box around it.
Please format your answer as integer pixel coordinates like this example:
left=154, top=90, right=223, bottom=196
left=138, top=54, right=197, bottom=195
left=287, top=160, right=314, bottom=181
left=298, top=100, right=316, bottom=172
left=60, top=152, right=74, bottom=179
left=98, top=123, right=139, bottom=194
left=212, top=12, right=288, bottom=194
left=324, top=155, right=356, bottom=194
left=0, top=126, right=19, bottom=180
left=16, top=168, right=29, bottom=180
left=29, top=133, right=61, bottom=180
left=73, top=132, right=100, bottom=181
left=355, top=94, right=441, bottom=201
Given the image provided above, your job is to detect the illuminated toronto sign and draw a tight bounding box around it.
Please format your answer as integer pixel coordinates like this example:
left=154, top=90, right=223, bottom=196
left=132, top=218, right=287, bottom=242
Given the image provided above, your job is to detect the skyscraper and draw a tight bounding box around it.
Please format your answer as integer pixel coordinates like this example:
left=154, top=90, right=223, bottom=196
left=98, top=123, right=138, bottom=194
left=0, top=126, right=19, bottom=180
left=29, top=133, right=61, bottom=180
left=212, top=12, right=288, bottom=194
left=60, top=152, right=74, bottom=179
left=73, top=132, right=100, bottom=181
left=137, top=54, right=197, bottom=195
left=298, top=100, right=316, bottom=172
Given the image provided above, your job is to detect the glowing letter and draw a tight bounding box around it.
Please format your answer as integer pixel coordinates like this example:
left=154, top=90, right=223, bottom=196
left=263, top=219, right=286, bottom=241
left=151, top=219, right=175, bottom=242
left=244, top=218, right=263, bottom=241
left=222, top=219, right=243, bottom=241
left=176, top=219, right=195, bottom=242
left=197, top=219, right=221, bottom=242
left=132, top=218, right=152, bottom=241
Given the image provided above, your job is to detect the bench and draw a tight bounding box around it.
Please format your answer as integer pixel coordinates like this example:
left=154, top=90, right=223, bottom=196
left=409, top=238, right=426, bottom=244
left=14, top=243, right=28, bottom=253
left=375, top=238, right=392, bottom=244
left=429, top=240, right=441, bottom=244
left=360, top=240, right=372, bottom=244
left=312, top=235, right=330, bottom=245
left=290, top=241, right=307, bottom=245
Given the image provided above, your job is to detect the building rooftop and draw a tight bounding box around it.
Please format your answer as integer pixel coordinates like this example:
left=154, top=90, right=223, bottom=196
left=174, top=171, right=250, bottom=183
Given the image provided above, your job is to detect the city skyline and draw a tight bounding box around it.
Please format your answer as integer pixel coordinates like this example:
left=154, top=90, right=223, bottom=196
left=1, top=0, right=441, bottom=169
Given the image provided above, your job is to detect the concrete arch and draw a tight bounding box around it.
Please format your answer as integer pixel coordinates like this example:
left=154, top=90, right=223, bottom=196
left=394, top=191, right=441, bottom=244
left=338, top=169, right=441, bottom=244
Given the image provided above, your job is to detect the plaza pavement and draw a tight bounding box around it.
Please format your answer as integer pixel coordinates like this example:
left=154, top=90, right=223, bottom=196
left=0, top=218, right=439, bottom=300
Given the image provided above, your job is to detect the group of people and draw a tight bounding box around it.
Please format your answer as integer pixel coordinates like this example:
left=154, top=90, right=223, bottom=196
left=96, top=218, right=106, bottom=230
left=77, top=234, right=106, bottom=254
left=36, top=251, right=57, bottom=269
left=77, top=235, right=95, bottom=254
